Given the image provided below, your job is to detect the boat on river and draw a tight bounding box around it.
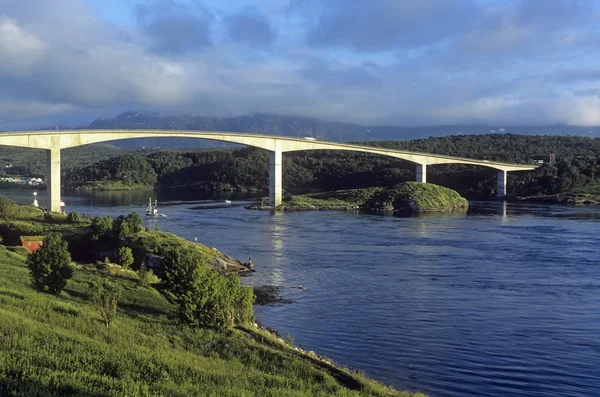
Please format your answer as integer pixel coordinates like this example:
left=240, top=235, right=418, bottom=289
left=146, top=198, right=159, bottom=216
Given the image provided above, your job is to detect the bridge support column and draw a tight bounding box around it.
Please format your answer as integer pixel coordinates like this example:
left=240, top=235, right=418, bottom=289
left=497, top=170, right=507, bottom=197
left=46, top=139, right=61, bottom=212
left=269, top=150, right=282, bottom=206
left=416, top=164, right=427, bottom=183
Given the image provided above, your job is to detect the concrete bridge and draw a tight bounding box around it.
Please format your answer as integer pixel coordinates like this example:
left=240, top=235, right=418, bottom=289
left=0, top=130, right=537, bottom=212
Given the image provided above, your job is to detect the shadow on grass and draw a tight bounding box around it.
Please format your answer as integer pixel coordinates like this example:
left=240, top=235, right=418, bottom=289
left=237, top=327, right=364, bottom=392
left=118, top=302, right=172, bottom=320
left=0, top=377, right=105, bottom=397
left=0, top=290, right=26, bottom=300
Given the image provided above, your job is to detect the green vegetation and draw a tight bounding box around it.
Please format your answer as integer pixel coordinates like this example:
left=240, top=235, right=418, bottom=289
left=5, top=134, right=599, bottom=202
left=0, top=205, right=420, bottom=396
left=0, top=144, right=122, bottom=178
left=54, top=134, right=599, bottom=202
left=275, top=188, right=385, bottom=210
left=273, top=184, right=467, bottom=213
left=364, top=182, right=468, bottom=212
left=91, top=278, right=121, bottom=327
left=160, top=247, right=253, bottom=330
left=65, top=154, right=157, bottom=190
left=26, top=233, right=74, bottom=295
left=117, top=246, right=134, bottom=269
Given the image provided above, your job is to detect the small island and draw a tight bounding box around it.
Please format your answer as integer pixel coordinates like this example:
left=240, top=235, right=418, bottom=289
left=364, top=182, right=469, bottom=213
left=249, top=182, right=468, bottom=213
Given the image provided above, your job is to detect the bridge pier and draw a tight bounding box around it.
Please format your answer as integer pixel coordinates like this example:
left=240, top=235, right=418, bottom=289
left=416, top=164, right=427, bottom=183
left=46, top=142, right=62, bottom=212
left=269, top=150, right=282, bottom=206
left=497, top=170, right=507, bottom=197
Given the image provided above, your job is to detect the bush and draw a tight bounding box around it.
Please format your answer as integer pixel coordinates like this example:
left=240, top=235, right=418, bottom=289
left=66, top=211, right=80, bottom=223
left=91, top=215, right=112, bottom=239
left=138, top=262, right=154, bottom=287
left=117, top=246, right=134, bottom=269
left=0, top=196, right=19, bottom=220
left=91, top=279, right=121, bottom=327
left=112, top=212, right=143, bottom=237
left=159, top=248, right=254, bottom=330
left=27, top=233, right=74, bottom=295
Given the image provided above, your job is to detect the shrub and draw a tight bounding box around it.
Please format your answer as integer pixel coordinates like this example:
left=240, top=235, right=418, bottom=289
left=113, top=212, right=143, bottom=237
left=0, top=196, right=19, bottom=220
left=27, top=233, right=74, bottom=295
left=138, top=261, right=154, bottom=287
left=91, top=215, right=113, bottom=239
left=91, top=279, right=121, bottom=327
left=159, top=248, right=254, bottom=330
left=117, top=246, right=134, bottom=269
left=66, top=211, right=80, bottom=223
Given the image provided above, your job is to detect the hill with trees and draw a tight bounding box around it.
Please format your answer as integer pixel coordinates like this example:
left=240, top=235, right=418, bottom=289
left=58, top=134, right=600, bottom=202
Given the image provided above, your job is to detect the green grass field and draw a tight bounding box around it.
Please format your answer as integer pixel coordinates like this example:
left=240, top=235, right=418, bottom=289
left=0, top=245, right=424, bottom=397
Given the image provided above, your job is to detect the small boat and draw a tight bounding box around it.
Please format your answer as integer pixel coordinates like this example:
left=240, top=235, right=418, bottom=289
left=224, top=199, right=232, bottom=204
left=146, top=198, right=159, bottom=216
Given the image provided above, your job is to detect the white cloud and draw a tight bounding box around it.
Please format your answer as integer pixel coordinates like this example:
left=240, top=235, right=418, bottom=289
left=0, top=99, right=74, bottom=121
left=1, top=0, right=600, bottom=128
left=0, top=16, right=46, bottom=73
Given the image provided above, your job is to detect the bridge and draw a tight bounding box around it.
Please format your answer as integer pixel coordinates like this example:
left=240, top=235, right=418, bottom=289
left=0, top=130, right=537, bottom=212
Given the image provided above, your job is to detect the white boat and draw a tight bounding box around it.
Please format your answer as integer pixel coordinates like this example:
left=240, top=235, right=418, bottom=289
left=146, top=198, right=159, bottom=216
left=224, top=199, right=232, bottom=204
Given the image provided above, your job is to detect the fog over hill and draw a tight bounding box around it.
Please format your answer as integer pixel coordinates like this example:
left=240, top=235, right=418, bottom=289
left=82, top=111, right=600, bottom=149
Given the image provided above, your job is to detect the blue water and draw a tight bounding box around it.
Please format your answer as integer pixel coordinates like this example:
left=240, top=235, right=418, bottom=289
left=3, top=188, right=600, bottom=397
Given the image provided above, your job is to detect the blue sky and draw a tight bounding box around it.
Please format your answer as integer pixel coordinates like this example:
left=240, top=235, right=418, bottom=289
left=1, top=0, right=600, bottom=129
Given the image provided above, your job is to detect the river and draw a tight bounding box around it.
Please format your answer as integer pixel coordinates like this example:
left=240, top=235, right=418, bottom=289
left=2, top=187, right=600, bottom=397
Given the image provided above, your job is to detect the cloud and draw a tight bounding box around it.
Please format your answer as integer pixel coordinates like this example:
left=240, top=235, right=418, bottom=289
left=134, top=1, right=213, bottom=54
left=225, top=7, right=276, bottom=47
left=1, top=0, right=600, bottom=129
left=297, top=0, right=479, bottom=52
left=0, top=16, right=46, bottom=73
left=0, top=100, right=74, bottom=122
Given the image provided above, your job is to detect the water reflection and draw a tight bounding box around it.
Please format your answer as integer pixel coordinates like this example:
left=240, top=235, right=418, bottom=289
left=266, top=211, right=286, bottom=285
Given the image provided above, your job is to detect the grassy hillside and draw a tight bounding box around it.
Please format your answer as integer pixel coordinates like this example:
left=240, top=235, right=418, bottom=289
left=0, top=241, right=422, bottom=396
left=365, top=182, right=468, bottom=212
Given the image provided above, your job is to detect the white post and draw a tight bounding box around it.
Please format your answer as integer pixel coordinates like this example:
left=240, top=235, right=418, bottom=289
left=46, top=139, right=61, bottom=212
left=269, top=150, right=282, bottom=206
left=497, top=170, right=507, bottom=197
left=416, top=164, right=427, bottom=183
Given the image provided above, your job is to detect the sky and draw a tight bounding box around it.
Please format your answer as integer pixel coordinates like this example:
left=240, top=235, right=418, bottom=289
left=1, top=0, right=600, bottom=130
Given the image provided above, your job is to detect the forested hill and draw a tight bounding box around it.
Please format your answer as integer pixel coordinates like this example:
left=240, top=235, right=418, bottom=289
left=364, top=134, right=600, bottom=163
left=87, top=111, right=600, bottom=149
left=60, top=134, right=600, bottom=202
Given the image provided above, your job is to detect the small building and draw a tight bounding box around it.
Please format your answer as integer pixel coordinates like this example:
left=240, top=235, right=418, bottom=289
left=20, top=236, right=44, bottom=252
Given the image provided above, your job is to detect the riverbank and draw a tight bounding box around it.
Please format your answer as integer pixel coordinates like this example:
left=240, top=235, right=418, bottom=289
left=0, top=245, right=419, bottom=396
left=0, top=197, right=422, bottom=396
left=512, top=186, right=600, bottom=205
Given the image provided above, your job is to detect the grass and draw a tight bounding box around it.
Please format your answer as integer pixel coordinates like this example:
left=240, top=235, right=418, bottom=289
left=70, top=181, right=152, bottom=191
left=0, top=245, right=424, bottom=397
left=518, top=183, right=600, bottom=205
left=278, top=188, right=385, bottom=210
left=366, top=182, right=468, bottom=212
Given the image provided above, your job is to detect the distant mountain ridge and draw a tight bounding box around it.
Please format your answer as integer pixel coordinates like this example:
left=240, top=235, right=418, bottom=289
left=85, top=111, right=600, bottom=149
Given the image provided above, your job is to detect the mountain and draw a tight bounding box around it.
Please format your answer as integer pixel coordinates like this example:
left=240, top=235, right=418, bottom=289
left=86, top=111, right=600, bottom=149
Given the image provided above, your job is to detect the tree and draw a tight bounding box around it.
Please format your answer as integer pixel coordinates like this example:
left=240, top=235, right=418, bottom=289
left=91, top=215, right=113, bottom=240
left=159, top=247, right=254, bottom=330
left=27, top=233, right=74, bottom=295
left=113, top=212, right=143, bottom=237
left=0, top=196, right=19, bottom=220
left=117, top=246, right=134, bottom=269
left=91, top=279, right=121, bottom=327
left=66, top=211, right=80, bottom=223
